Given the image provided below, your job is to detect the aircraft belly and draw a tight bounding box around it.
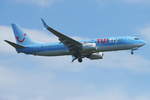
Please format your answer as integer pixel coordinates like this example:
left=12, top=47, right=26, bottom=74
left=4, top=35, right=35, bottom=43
left=36, top=50, right=70, bottom=56
left=97, top=44, right=135, bottom=52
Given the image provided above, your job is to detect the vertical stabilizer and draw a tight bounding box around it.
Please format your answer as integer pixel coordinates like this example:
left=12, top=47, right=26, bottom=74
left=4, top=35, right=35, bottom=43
left=11, top=24, right=34, bottom=46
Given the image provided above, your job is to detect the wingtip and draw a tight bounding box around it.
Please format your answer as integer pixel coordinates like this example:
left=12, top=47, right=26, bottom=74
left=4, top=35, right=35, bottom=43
left=40, top=18, right=44, bottom=23
left=41, top=18, right=49, bottom=28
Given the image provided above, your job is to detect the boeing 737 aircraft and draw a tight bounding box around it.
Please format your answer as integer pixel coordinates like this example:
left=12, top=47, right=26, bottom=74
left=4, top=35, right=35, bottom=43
left=5, top=19, right=146, bottom=62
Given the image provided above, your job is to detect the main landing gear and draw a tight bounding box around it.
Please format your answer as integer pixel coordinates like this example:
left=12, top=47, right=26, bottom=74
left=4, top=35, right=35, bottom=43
left=78, top=58, right=83, bottom=63
left=72, top=56, right=83, bottom=63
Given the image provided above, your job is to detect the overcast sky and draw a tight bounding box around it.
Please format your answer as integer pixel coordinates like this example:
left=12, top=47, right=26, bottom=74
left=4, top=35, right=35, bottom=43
left=0, top=0, right=150, bottom=100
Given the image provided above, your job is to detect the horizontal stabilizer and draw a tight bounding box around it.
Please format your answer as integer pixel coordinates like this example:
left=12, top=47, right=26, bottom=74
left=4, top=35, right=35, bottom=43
left=4, top=40, right=25, bottom=49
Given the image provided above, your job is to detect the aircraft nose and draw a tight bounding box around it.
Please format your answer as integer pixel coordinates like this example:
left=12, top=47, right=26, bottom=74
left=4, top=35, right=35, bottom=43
left=139, top=40, right=146, bottom=47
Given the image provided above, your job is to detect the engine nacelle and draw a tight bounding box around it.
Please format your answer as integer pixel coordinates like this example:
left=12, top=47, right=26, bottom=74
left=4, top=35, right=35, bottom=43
left=82, top=43, right=97, bottom=52
left=88, top=52, right=104, bottom=60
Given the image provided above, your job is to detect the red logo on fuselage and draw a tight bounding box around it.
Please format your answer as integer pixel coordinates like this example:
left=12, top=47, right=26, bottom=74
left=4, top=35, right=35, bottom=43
left=97, top=38, right=108, bottom=43
left=16, top=33, right=26, bottom=42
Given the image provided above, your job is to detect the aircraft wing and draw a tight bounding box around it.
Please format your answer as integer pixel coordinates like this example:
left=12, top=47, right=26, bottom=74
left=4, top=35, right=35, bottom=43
left=41, top=19, right=83, bottom=55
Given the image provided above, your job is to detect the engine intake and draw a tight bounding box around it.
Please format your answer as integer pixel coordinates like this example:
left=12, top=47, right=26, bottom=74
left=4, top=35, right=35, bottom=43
left=88, top=52, right=104, bottom=60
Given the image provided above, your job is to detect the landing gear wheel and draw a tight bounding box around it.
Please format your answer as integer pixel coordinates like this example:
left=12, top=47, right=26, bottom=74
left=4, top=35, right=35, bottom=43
left=131, top=50, right=134, bottom=55
left=78, top=58, right=82, bottom=63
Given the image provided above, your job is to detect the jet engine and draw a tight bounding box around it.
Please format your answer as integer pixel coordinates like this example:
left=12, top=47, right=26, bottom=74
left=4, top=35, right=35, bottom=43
left=82, top=42, right=97, bottom=52
left=88, top=52, right=104, bottom=60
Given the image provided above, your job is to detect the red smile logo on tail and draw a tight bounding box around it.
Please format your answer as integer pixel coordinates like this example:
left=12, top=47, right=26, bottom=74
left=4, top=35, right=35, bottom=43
left=16, top=33, right=26, bottom=42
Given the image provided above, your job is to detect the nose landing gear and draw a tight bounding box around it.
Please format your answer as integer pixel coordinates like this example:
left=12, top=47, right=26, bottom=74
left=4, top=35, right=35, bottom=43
left=131, top=48, right=138, bottom=55
left=131, top=50, right=134, bottom=55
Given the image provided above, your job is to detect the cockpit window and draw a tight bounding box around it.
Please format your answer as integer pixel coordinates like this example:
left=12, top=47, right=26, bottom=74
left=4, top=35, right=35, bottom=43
left=134, top=37, right=139, bottom=40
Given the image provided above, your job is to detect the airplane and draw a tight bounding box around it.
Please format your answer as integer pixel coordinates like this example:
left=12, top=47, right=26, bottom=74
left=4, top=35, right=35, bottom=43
left=5, top=19, right=146, bottom=63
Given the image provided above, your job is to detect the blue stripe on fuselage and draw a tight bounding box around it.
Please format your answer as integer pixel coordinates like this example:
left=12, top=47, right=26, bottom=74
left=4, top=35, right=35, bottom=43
left=17, top=43, right=69, bottom=54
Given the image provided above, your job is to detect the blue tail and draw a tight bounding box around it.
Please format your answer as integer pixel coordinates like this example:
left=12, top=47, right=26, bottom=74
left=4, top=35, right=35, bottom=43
left=11, top=24, right=35, bottom=46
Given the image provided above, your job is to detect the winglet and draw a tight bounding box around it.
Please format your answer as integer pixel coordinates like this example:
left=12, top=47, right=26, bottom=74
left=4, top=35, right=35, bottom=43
left=41, top=18, right=49, bottom=29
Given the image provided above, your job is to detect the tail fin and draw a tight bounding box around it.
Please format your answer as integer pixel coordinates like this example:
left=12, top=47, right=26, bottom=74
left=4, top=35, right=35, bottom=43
left=11, top=24, right=34, bottom=46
